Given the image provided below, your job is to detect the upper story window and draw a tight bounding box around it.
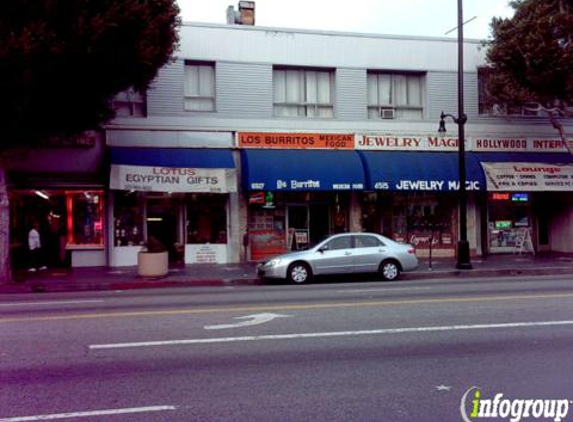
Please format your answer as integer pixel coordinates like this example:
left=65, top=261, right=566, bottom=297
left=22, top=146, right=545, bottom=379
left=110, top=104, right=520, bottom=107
left=367, top=71, right=424, bottom=120
left=184, top=61, right=215, bottom=112
left=113, top=87, right=146, bottom=118
left=478, top=67, right=539, bottom=117
left=273, top=67, right=334, bottom=118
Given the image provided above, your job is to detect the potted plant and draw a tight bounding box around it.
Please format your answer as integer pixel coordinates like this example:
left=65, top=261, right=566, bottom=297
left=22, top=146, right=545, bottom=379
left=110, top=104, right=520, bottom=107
left=137, top=237, right=169, bottom=278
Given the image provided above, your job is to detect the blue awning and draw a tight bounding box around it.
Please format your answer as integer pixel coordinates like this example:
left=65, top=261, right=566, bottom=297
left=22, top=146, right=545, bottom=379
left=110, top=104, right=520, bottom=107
left=110, top=147, right=235, bottom=168
left=241, top=149, right=365, bottom=191
left=359, top=151, right=485, bottom=191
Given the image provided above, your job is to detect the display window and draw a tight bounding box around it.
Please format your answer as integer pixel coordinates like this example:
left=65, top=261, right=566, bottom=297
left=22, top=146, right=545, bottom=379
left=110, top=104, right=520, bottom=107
left=9, top=189, right=104, bottom=269
left=488, top=192, right=532, bottom=252
left=113, top=191, right=144, bottom=247
left=65, top=190, right=105, bottom=248
left=362, top=192, right=457, bottom=256
left=111, top=191, right=230, bottom=265
left=248, top=192, right=287, bottom=261
left=186, top=193, right=228, bottom=244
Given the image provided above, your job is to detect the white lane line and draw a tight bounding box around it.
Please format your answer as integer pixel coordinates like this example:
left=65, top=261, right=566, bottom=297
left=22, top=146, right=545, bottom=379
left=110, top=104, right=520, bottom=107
left=0, top=406, right=176, bottom=422
left=0, top=300, right=104, bottom=308
left=89, top=320, right=573, bottom=350
left=337, top=287, right=431, bottom=293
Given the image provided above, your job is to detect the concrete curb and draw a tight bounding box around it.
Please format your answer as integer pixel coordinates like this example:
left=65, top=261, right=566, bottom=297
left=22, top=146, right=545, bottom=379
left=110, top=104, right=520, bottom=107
left=405, top=265, right=573, bottom=280
left=1, top=265, right=572, bottom=295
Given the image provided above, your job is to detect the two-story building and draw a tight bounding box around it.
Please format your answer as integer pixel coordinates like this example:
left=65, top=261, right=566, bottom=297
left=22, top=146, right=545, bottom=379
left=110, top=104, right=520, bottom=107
left=103, top=20, right=573, bottom=267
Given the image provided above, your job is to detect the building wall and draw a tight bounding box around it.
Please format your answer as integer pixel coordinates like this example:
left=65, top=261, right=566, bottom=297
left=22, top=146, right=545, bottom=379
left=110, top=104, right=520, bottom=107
left=107, top=22, right=573, bottom=263
left=178, top=24, right=486, bottom=72
left=335, top=68, right=367, bottom=121
left=148, top=61, right=184, bottom=116
left=551, top=200, right=573, bottom=253
left=114, top=21, right=571, bottom=139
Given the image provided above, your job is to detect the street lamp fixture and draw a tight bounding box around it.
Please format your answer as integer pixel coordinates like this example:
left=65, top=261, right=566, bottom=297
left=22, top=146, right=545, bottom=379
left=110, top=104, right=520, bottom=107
left=438, top=112, right=466, bottom=134
left=438, top=0, right=472, bottom=270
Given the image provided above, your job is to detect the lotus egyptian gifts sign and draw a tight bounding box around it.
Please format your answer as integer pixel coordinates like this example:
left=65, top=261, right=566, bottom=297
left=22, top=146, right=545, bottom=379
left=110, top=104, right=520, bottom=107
left=110, top=165, right=237, bottom=193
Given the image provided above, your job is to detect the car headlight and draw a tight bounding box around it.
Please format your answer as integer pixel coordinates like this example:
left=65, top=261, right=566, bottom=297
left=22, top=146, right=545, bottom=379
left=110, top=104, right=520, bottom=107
left=266, top=258, right=282, bottom=267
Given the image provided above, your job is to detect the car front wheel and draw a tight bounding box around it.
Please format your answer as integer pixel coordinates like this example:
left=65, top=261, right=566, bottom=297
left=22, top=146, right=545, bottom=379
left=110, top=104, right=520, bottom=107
left=287, top=262, right=312, bottom=284
left=379, top=260, right=401, bottom=281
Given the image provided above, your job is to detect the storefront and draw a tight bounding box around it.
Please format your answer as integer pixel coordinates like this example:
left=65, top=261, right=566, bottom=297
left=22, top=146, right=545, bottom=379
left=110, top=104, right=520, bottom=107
left=358, top=150, right=485, bottom=258
left=8, top=131, right=107, bottom=269
left=109, top=147, right=237, bottom=266
left=478, top=152, right=573, bottom=254
left=239, top=134, right=364, bottom=261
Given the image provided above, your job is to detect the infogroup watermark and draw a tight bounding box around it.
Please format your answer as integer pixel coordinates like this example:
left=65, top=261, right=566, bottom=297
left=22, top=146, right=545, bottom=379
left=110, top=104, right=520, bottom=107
left=461, top=387, right=572, bottom=422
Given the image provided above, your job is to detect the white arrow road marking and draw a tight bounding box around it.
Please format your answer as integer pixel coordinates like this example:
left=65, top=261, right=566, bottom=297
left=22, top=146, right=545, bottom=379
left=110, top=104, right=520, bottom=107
left=89, top=320, right=573, bottom=350
left=0, top=406, right=177, bottom=422
left=204, top=313, right=292, bottom=330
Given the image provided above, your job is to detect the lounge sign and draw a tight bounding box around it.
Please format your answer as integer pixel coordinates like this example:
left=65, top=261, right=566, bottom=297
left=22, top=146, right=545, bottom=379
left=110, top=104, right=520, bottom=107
left=482, top=162, right=573, bottom=191
left=110, top=165, right=237, bottom=193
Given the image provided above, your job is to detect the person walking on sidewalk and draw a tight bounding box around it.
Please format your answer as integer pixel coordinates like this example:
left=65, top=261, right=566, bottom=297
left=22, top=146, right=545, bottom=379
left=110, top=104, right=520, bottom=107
left=28, top=222, right=47, bottom=272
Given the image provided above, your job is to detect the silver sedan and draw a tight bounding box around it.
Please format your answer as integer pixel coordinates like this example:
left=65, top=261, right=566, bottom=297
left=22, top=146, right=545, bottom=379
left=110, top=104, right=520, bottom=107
left=257, top=232, right=419, bottom=284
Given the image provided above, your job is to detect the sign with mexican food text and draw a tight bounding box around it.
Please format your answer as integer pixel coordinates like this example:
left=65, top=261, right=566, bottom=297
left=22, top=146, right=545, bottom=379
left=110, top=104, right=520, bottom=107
left=238, top=132, right=353, bottom=149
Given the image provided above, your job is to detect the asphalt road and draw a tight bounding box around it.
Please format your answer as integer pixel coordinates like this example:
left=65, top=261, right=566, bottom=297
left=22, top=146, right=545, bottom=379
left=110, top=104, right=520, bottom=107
left=1, top=274, right=573, bottom=422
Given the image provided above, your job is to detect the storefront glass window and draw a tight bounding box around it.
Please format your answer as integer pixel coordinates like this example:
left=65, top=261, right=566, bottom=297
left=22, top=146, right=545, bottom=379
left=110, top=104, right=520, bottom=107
left=113, top=191, right=144, bottom=247
left=248, top=192, right=287, bottom=261
left=362, top=192, right=456, bottom=254
left=186, top=194, right=227, bottom=244
left=488, top=192, right=531, bottom=250
left=66, top=190, right=104, bottom=247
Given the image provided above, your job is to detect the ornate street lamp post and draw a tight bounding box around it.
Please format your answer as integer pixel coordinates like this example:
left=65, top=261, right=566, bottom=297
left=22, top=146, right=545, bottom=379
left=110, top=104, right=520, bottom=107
left=437, top=0, right=472, bottom=270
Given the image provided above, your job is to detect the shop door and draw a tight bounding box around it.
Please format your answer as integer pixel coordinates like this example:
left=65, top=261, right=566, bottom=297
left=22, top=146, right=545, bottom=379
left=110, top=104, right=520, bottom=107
left=147, top=198, right=179, bottom=262
left=287, top=205, right=309, bottom=250
left=309, top=204, right=330, bottom=245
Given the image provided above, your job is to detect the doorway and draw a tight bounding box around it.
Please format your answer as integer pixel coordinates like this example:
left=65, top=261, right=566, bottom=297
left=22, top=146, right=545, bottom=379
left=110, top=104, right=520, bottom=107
left=9, top=190, right=69, bottom=269
left=309, top=204, right=330, bottom=244
left=287, top=203, right=331, bottom=249
left=146, top=198, right=180, bottom=262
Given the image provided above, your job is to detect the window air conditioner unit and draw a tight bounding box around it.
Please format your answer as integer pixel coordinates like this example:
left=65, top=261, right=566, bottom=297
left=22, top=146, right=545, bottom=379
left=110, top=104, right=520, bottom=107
left=381, top=108, right=395, bottom=119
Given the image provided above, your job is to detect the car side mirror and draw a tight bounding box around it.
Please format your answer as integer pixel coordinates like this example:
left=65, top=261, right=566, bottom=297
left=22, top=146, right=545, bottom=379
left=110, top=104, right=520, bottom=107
left=318, top=245, right=329, bottom=253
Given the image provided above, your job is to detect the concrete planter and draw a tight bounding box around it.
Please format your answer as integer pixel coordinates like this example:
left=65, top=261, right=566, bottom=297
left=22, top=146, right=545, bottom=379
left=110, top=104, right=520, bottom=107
left=137, top=251, right=169, bottom=278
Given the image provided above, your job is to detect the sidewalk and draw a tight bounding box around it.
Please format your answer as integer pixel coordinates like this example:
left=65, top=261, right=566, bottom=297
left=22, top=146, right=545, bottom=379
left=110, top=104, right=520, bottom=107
left=2, top=252, right=573, bottom=294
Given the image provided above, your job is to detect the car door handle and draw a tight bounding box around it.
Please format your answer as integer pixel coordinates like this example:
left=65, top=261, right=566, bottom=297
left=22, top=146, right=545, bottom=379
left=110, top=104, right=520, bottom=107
left=344, top=252, right=352, bottom=256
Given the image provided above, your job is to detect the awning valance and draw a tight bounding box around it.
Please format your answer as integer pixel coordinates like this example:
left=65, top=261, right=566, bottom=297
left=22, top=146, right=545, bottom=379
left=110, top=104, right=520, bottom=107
left=359, top=151, right=485, bottom=191
left=476, top=152, right=573, bottom=191
left=241, top=149, right=365, bottom=191
left=110, top=147, right=235, bottom=168
left=109, top=147, right=236, bottom=193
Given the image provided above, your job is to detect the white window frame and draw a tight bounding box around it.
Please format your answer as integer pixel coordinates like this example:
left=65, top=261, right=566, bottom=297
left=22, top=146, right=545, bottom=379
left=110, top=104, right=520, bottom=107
left=184, top=61, right=215, bottom=112
left=273, top=67, right=334, bottom=118
left=113, top=87, right=147, bottom=117
left=367, top=71, right=425, bottom=120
